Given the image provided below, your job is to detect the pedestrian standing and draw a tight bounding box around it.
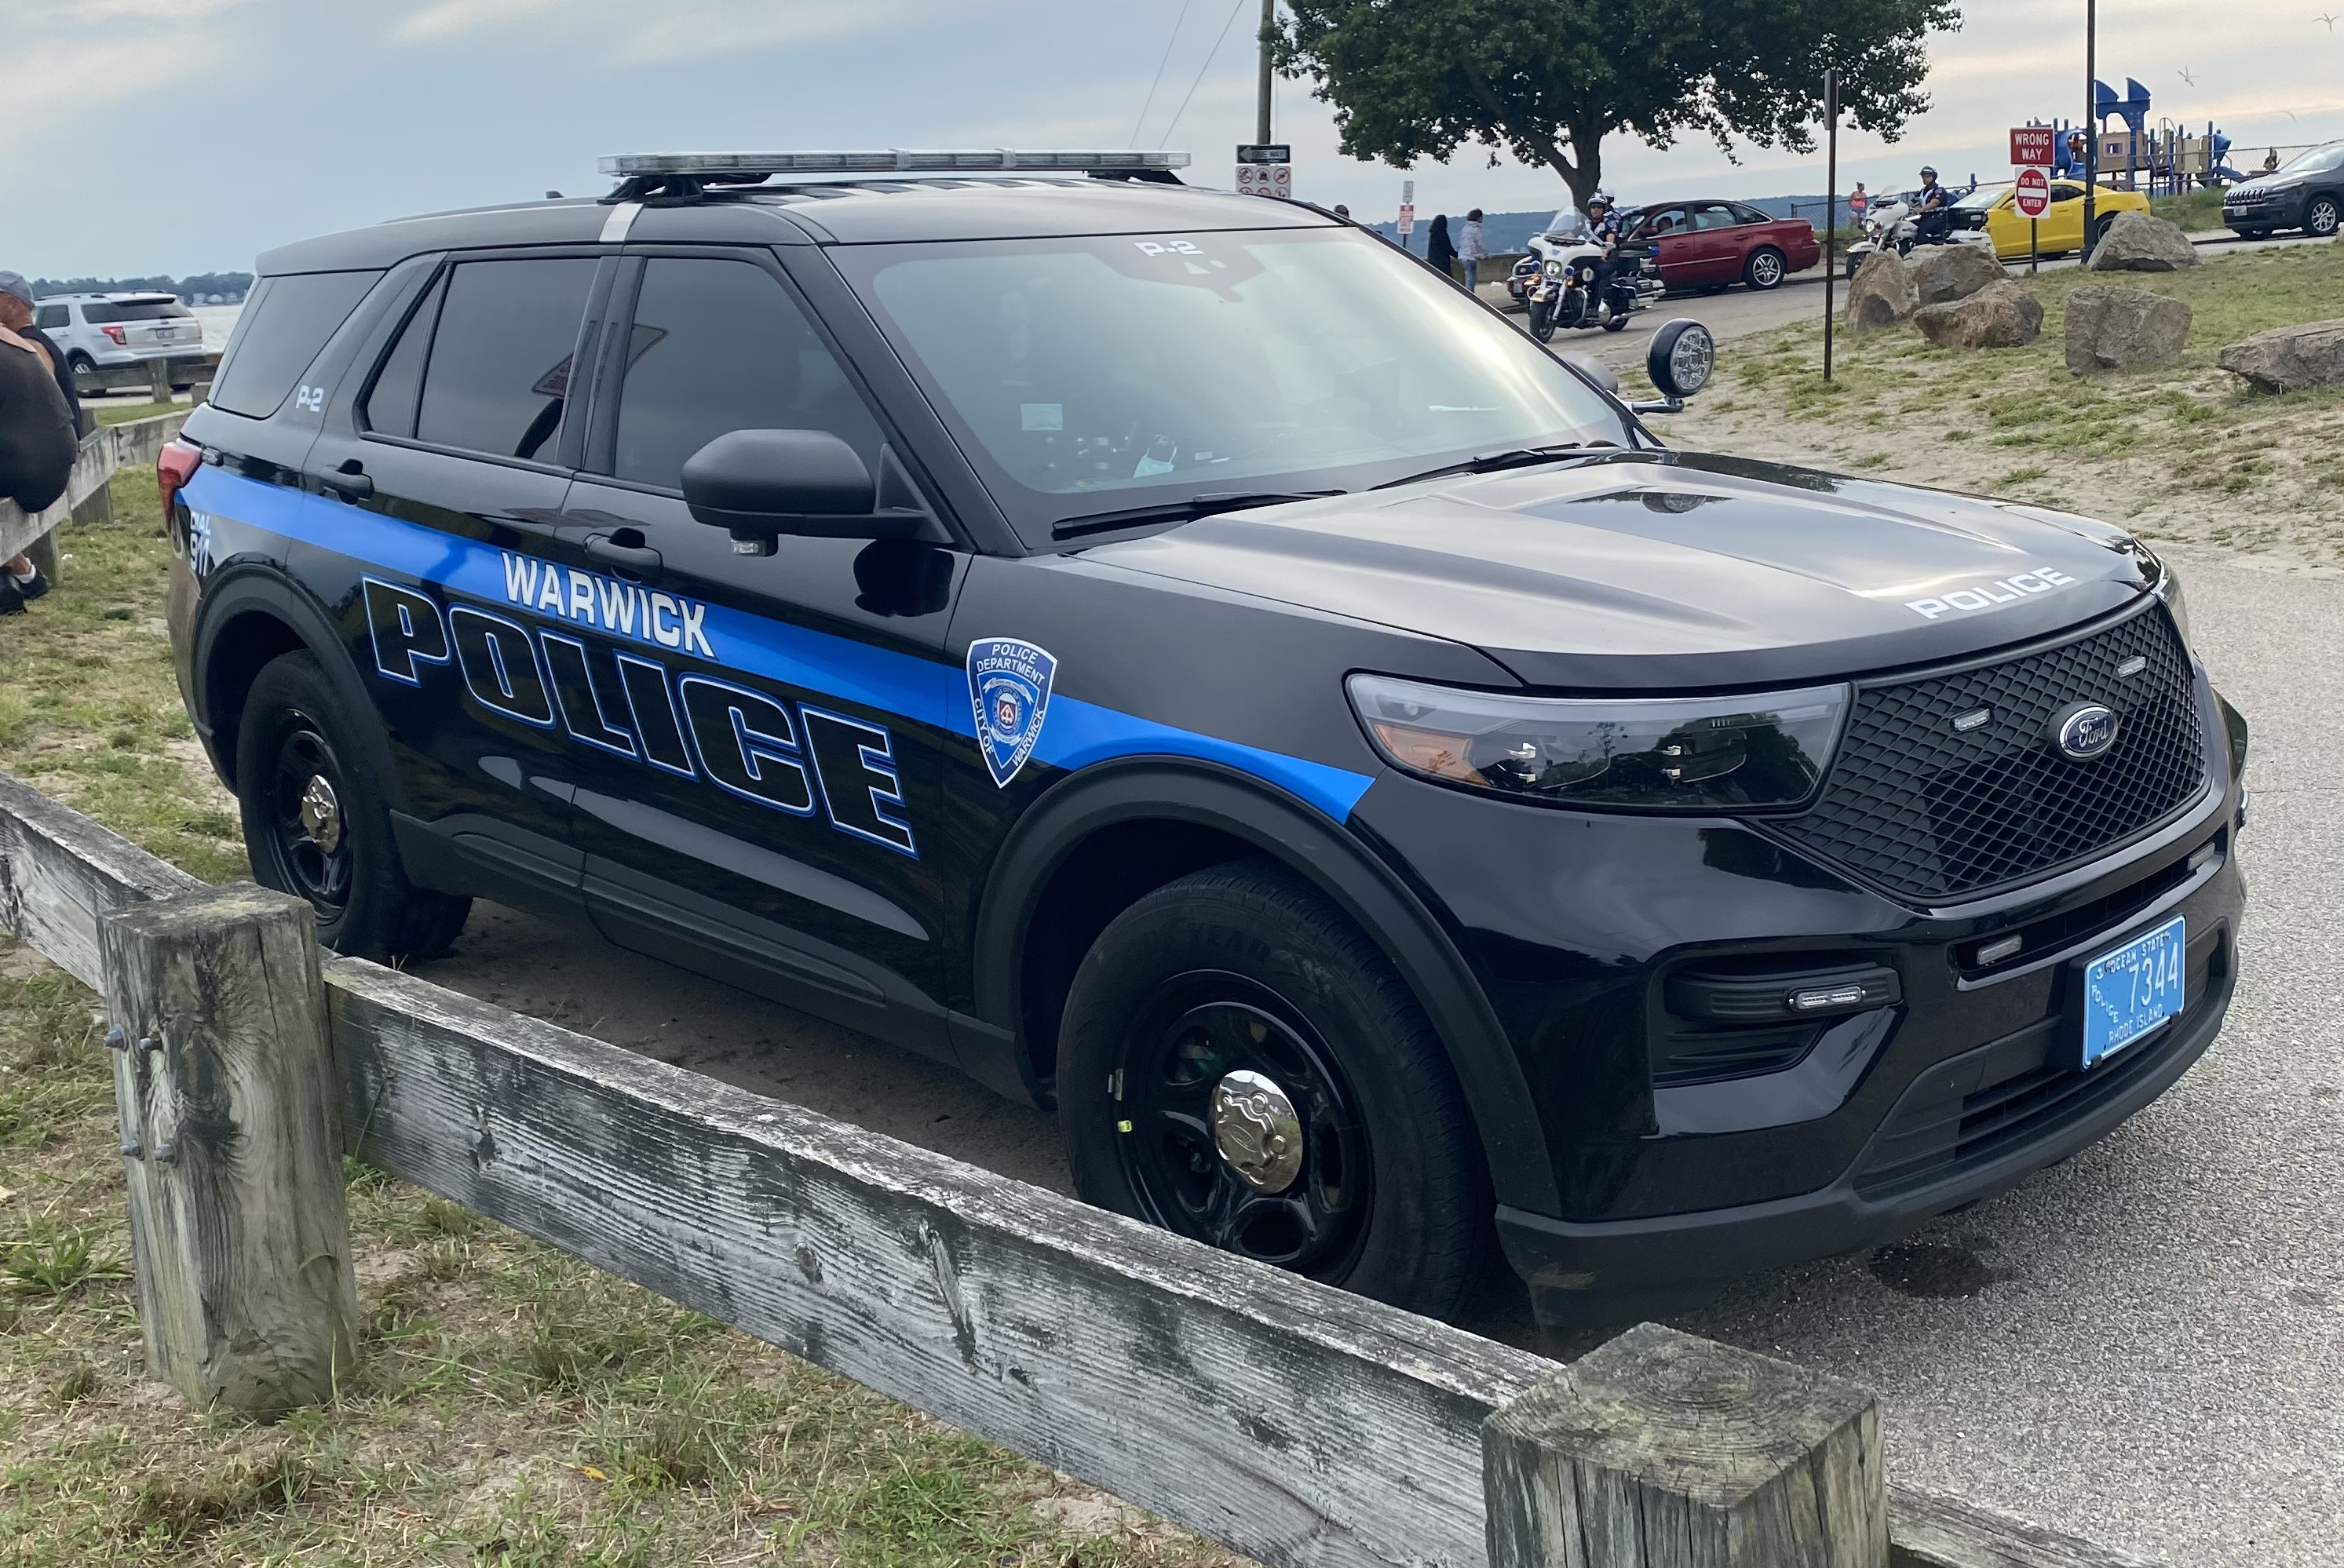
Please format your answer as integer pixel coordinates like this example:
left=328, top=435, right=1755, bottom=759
left=0, top=272, right=77, bottom=610
left=0, top=273, right=84, bottom=436
left=1458, top=209, right=1488, bottom=290
left=1848, top=183, right=1869, bottom=232
left=1425, top=213, right=1456, bottom=276
left=0, top=308, right=76, bottom=614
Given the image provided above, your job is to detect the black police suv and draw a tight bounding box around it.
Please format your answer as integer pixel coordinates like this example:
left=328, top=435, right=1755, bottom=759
left=162, top=151, right=2247, bottom=1326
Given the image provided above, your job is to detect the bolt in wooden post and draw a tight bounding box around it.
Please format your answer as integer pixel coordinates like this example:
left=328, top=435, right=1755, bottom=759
left=99, top=884, right=357, bottom=1418
left=1484, top=1322, right=1886, bottom=1568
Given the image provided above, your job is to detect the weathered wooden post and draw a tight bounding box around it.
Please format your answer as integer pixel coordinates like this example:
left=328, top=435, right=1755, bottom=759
left=1484, top=1322, right=1886, bottom=1568
left=99, top=884, right=358, bottom=1418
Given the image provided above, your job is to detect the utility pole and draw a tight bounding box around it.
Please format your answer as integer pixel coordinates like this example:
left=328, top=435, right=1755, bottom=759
left=2082, top=0, right=2099, bottom=260
left=1257, top=0, right=1276, bottom=145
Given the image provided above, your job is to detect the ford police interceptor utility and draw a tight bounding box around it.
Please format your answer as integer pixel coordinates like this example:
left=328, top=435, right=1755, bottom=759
left=162, top=150, right=2247, bottom=1326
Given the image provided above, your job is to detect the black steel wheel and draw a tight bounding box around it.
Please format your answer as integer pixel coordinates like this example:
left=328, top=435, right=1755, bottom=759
left=234, top=651, right=471, bottom=961
left=1114, top=979, right=1370, bottom=1274
left=1058, top=860, right=1491, bottom=1318
left=258, top=717, right=354, bottom=917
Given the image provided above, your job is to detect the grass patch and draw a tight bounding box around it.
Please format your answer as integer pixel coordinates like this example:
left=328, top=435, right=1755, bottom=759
left=2149, top=187, right=2227, bottom=235
left=0, top=460, right=1236, bottom=1566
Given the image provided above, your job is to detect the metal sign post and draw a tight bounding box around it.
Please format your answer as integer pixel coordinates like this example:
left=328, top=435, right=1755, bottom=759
left=2014, top=165, right=2051, bottom=272
left=2010, top=129, right=2055, bottom=275
left=2083, top=0, right=2099, bottom=261
left=1823, top=69, right=1838, bottom=385
left=1397, top=178, right=1415, bottom=251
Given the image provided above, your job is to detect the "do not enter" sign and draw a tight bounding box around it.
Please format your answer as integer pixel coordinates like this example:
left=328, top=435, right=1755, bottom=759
left=2014, top=166, right=2052, bottom=218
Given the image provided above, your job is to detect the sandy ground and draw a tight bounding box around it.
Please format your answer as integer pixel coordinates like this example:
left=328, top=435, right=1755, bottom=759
left=1660, top=339, right=2344, bottom=571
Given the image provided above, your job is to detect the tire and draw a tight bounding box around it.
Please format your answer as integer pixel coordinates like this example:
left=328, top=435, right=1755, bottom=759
left=1742, top=246, right=1787, bottom=290
left=1528, top=299, right=1554, bottom=342
left=234, top=651, right=471, bottom=961
left=1057, top=860, right=1491, bottom=1319
left=2091, top=216, right=2119, bottom=248
left=2306, top=196, right=2340, bottom=239
left=1601, top=312, right=1630, bottom=333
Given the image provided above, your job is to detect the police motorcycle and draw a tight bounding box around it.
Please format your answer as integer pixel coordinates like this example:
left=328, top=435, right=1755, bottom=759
left=1524, top=233, right=1659, bottom=339
left=1843, top=191, right=1995, bottom=278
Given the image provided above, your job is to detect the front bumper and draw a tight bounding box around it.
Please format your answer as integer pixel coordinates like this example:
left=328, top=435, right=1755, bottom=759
left=1496, top=852, right=2237, bottom=1321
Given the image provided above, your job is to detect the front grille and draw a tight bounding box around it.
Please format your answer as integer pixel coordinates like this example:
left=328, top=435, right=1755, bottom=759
left=1771, top=604, right=2207, bottom=903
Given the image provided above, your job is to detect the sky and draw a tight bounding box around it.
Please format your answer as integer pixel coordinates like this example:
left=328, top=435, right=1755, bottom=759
left=9, top=0, right=2342, bottom=279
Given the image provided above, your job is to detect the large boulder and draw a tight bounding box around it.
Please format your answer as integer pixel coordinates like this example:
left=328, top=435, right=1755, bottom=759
left=1845, top=250, right=1917, bottom=330
left=1914, top=280, right=2044, bottom=349
left=1905, top=244, right=2008, bottom=304
left=2217, top=319, right=2344, bottom=393
left=2083, top=212, right=2200, bottom=272
left=2064, top=286, right=2192, bottom=374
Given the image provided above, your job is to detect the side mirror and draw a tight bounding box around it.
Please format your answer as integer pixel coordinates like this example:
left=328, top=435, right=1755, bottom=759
left=1628, top=319, right=1716, bottom=414
left=680, top=429, right=922, bottom=554
left=1561, top=352, right=1621, bottom=396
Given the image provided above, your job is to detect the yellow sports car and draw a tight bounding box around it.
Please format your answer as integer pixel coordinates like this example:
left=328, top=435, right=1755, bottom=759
left=1952, top=181, right=2152, bottom=260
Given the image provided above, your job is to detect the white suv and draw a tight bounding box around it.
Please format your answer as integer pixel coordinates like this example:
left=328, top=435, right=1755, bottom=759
left=31, top=291, right=204, bottom=391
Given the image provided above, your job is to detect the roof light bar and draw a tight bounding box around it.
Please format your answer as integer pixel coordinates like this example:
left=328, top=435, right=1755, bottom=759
left=598, top=149, right=1190, bottom=178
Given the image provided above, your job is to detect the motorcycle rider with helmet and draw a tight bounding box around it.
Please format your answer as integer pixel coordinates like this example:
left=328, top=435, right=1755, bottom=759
left=1911, top=166, right=1954, bottom=246
left=1583, top=195, right=1629, bottom=312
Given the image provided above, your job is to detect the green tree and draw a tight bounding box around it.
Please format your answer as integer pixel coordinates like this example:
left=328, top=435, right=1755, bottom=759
left=1274, top=0, right=1960, bottom=213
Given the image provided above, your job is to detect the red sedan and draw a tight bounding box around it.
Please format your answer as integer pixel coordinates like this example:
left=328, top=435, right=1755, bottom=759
left=1622, top=200, right=1820, bottom=292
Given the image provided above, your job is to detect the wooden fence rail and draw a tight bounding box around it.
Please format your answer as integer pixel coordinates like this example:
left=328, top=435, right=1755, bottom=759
left=0, top=768, right=2159, bottom=1568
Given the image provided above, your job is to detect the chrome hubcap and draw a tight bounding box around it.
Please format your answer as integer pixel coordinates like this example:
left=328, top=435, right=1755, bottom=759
left=298, top=775, right=343, bottom=854
left=1210, top=1069, right=1305, bottom=1193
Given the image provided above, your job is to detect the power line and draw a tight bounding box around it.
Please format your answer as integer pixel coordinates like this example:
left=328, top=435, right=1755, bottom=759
left=1130, top=0, right=1195, bottom=147
left=1159, top=0, right=1248, bottom=150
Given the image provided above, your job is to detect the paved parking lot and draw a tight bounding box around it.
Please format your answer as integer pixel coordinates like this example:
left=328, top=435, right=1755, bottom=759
left=414, top=545, right=2339, bottom=1568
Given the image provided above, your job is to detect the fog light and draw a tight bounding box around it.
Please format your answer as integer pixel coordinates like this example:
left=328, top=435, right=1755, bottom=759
left=2187, top=841, right=2222, bottom=874
left=1977, top=934, right=2024, bottom=967
left=1788, top=983, right=1868, bottom=1012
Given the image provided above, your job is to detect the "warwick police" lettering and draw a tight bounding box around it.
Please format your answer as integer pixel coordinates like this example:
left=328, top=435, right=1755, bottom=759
left=500, top=552, right=715, bottom=659
left=360, top=575, right=916, bottom=858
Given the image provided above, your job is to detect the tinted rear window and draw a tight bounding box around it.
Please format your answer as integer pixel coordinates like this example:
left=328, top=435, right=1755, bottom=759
left=210, top=271, right=384, bottom=420
left=414, top=258, right=596, bottom=461
left=81, top=299, right=193, bottom=323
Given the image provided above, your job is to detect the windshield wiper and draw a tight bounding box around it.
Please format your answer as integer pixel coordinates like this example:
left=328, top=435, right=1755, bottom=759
left=1371, top=441, right=1617, bottom=490
left=1050, top=490, right=1345, bottom=540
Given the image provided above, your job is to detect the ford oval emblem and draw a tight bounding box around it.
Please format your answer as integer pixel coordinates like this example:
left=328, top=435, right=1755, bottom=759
left=2051, top=702, right=2119, bottom=761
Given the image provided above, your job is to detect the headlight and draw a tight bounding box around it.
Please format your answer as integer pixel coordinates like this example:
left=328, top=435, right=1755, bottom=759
left=1347, top=675, right=1849, bottom=811
left=1543, top=260, right=1565, bottom=278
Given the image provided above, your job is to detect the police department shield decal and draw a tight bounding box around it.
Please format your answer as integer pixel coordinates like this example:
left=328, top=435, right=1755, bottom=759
left=967, top=637, right=1057, bottom=787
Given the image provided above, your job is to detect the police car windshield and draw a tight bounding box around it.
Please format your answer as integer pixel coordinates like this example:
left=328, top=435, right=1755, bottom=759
left=831, top=227, right=1629, bottom=543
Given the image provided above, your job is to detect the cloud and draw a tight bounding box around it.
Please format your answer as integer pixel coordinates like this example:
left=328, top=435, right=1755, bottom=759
left=0, top=0, right=268, bottom=145
left=389, top=0, right=944, bottom=62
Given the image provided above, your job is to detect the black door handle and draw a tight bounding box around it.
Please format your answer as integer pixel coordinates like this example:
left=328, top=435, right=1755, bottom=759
left=321, top=458, right=372, bottom=501
left=584, top=529, right=662, bottom=576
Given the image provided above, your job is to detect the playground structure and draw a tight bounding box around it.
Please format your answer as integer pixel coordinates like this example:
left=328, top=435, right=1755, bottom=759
left=2030, top=78, right=2249, bottom=196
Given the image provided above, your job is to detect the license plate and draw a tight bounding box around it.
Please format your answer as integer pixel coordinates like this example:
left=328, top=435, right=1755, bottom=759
left=2080, top=915, right=2185, bottom=1067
